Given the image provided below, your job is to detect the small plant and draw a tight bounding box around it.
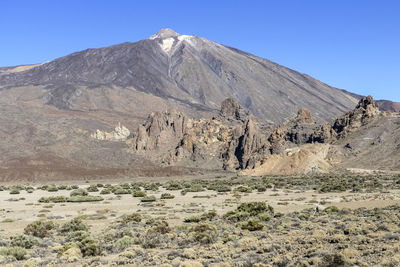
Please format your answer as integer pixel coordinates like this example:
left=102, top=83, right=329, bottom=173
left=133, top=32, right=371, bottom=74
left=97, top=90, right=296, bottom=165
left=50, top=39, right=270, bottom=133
left=0, top=246, right=27, bottom=260
left=60, top=218, right=89, bottom=233
left=10, top=234, right=39, bottom=249
left=24, top=220, right=55, bottom=238
left=184, top=216, right=201, bottom=223
left=141, top=195, right=156, bottom=202
left=132, top=190, right=146, bottom=197
left=160, top=193, right=175, bottom=199
left=115, top=236, right=134, bottom=252
left=238, top=219, right=264, bottom=231
left=86, top=185, right=99, bottom=192
left=9, top=188, right=20, bottom=194
left=70, top=188, right=88, bottom=197
left=67, top=195, right=104, bottom=202
left=47, top=185, right=58, bottom=192
left=100, top=188, right=112, bottom=194
left=122, top=213, right=142, bottom=224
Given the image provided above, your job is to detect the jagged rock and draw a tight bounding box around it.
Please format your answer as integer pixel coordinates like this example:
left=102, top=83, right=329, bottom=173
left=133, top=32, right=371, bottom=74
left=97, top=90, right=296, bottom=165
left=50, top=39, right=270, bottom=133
left=130, top=109, right=189, bottom=151
left=223, top=118, right=269, bottom=170
left=312, top=96, right=381, bottom=141
left=91, top=123, right=130, bottom=141
left=219, top=98, right=249, bottom=121
left=294, top=108, right=314, bottom=124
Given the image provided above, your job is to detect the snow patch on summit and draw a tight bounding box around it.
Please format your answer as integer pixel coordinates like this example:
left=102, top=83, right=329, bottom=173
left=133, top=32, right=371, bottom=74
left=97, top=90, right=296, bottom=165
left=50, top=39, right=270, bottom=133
left=160, top=38, right=175, bottom=53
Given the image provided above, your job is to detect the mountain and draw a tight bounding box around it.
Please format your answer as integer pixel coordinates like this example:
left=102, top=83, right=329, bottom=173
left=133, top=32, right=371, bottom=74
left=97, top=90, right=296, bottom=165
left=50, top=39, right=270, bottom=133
left=0, top=29, right=398, bottom=181
left=0, top=28, right=362, bottom=124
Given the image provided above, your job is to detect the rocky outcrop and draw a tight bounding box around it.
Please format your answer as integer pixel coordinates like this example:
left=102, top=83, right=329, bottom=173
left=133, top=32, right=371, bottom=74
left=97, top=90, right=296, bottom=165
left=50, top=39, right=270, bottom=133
left=223, top=118, right=269, bottom=170
left=129, top=110, right=189, bottom=152
left=312, top=96, right=381, bottom=142
left=219, top=98, right=249, bottom=121
left=91, top=123, right=130, bottom=141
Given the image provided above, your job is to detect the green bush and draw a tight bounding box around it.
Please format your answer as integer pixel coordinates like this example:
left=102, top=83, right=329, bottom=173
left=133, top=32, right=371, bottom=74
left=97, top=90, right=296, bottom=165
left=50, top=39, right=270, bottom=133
left=141, top=196, right=156, bottom=202
left=234, top=186, right=252, bottom=193
left=200, top=209, right=217, bottom=221
left=237, top=202, right=273, bottom=216
left=100, top=188, right=112, bottom=194
left=189, top=223, right=217, bottom=244
left=238, top=219, right=264, bottom=231
left=115, top=236, right=134, bottom=252
left=184, top=216, right=201, bottom=223
left=47, top=185, right=58, bottom=192
left=39, top=196, right=68, bottom=203
left=324, top=206, right=340, bottom=214
left=113, top=187, right=131, bottom=195
left=258, top=212, right=272, bottom=221
left=0, top=246, right=27, bottom=260
left=132, top=190, right=146, bottom=197
left=160, top=193, right=175, bottom=199
left=10, top=234, right=39, bottom=249
left=66, top=230, right=90, bottom=243
left=60, top=218, right=89, bottom=233
left=70, top=188, right=88, bottom=197
left=80, top=236, right=100, bottom=256
left=67, top=195, right=104, bottom=202
left=24, top=220, right=55, bottom=238
left=122, top=213, right=142, bottom=224
left=9, top=188, right=20, bottom=194
left=86, top=185, right=98, bottom=192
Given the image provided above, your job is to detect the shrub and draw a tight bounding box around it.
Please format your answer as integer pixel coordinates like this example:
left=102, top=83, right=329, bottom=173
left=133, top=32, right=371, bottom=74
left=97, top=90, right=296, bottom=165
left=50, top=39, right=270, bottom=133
left=80, top=236, right=100, bottom=256
left=215, top=185, right=231, bottom=192
left=257, top=185, right=267, bottom=192
left=10, top=234, right=39, bottom=249
left=9, top=188, right=20, bottom=194
left=47, top=185, right=58, bottom=192
left=66, top=230, right=90, bottom=244
left=234, top=186, right=252, bottom=193
left=122, top=213, right=142, bottom=224
left=24, top=220, right=55, bottom=238
left=39, top=196, right=68, bottom=203
left=184, top=216, right=201, bottom=223
left=60, top=218, right=89, bottom=233
left=324, top=206, right=340, bottom=214
left=237, top=202, right=273, bottom=216
left=225, top=211, right=250, bottom=222
left=0, top=246, right=27, bottom=260
left=160, top=193, right=175, bottom=199
left=70, top=188, right=88, bottom=197
left=200, top=209, right=217, bottom=221
left=258, top=212, right=272, bottom=221
left=67, top=195, right=104, bottom=202
left=186, top=184, right=204, bottom=192
left=166, top=182, right=183, bottom=190
left=113, top=187, right=131, bottom=195
left=86, top=185, right=98, bottom=192
left=100, top=188, right=112, bottom=194
left=141, top=196, right=156, bottom=202
left=132, top=190, right=146, bottom=197
left=189, top=223, right=217, bottom=244
left=115, top=236, right=134, bottom=252
left=143, top=183, right=159, bottom=191
left=238, top=219, right=264, bottom=231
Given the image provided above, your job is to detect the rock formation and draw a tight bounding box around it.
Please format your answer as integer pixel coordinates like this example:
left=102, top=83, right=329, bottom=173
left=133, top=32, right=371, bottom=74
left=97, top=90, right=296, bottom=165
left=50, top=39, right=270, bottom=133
left=312, top=96, right=381, bottom=142
left=219, top=98, right=249, bottom=121
left=91, top=123, right=130, bottom=141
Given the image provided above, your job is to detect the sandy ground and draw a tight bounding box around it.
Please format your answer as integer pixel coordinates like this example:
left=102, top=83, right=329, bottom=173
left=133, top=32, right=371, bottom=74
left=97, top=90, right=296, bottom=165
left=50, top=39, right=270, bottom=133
left=1, top=182, right=399, bottom=238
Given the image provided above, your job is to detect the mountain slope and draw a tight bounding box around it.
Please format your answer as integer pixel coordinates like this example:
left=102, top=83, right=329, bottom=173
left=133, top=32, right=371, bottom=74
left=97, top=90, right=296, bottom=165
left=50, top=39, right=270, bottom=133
left=0, top=28, right=359, bottom=123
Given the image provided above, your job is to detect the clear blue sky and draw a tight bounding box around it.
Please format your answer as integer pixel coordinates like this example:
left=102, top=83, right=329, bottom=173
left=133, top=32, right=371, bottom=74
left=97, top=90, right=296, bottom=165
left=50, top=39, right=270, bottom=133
left=1, top=0, right=399, bottom=101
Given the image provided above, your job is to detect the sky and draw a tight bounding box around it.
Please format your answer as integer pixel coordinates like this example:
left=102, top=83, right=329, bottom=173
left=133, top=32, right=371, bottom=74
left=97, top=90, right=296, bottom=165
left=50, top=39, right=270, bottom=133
left=0, top=0, right=399, bottom=101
